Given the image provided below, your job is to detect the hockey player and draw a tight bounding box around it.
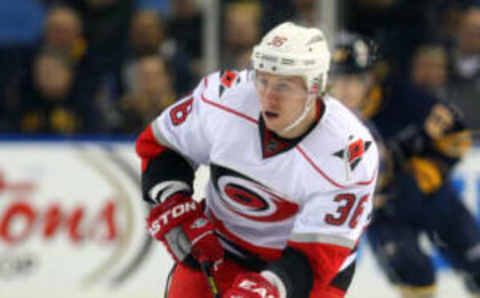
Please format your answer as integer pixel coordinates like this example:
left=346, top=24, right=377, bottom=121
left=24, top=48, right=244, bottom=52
left=135, top=23, right=379, bottom=298
left=330, top=32, right=479, bottom=298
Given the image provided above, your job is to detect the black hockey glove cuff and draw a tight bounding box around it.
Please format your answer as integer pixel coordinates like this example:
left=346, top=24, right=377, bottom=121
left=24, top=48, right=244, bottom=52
left=141, top=149, right=195, bottom=205
left=262, top=246, right=314, bottom=298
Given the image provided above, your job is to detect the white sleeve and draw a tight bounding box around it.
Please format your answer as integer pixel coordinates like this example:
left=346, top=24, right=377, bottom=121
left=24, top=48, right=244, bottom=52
left=149, top=78, right=212, bottom=168
left=290, top=128, right=379, bottom=251
left=290, top=181, right=376, bottom=249
left=290, top=129, right=379, bottom=249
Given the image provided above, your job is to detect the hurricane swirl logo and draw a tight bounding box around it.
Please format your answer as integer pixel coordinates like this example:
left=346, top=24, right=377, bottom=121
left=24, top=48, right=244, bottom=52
left=216, top=175, right=298, bottom=222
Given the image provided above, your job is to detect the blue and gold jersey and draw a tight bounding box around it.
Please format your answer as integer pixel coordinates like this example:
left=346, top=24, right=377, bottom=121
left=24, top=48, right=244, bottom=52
left=364, top=77, right=471, bottom=193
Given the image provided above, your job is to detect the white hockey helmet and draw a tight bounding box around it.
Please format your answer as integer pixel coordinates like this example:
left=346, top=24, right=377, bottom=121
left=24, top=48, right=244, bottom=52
left=251, top=22, right=331, bottom=95
left=251, top=22, right=331, bottom=132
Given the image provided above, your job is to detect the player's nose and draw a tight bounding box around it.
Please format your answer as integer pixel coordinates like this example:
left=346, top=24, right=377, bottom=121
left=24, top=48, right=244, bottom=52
left=262, top=86, right=279, bottom=106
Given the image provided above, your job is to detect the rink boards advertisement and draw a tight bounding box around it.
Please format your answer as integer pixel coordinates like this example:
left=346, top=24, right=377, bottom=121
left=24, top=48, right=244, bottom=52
left=0, top=140, right=479, bottom=298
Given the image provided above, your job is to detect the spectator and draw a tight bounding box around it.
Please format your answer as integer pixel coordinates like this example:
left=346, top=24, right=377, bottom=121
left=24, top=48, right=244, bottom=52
left=116, top=55, right=175, bottom=134
left=448, top=4, right=480, bottom=129
left=410, top=44, right=450, bottom=100
left=128, top=9, right=195, bottom=95
left=18, top=51, right=80, bottom=134
left=43, top=4, right=86, bottom=64
left=342, top=0, right=447, bottom=77
left=61, top=0, right=135, bottom=70
left=452, top=4, right=480, bottom=81
left=291, top=0, right=316, bottom=26
left=55, top=0, right=136, bottom=133
left=129, top=10, right=165, bottom=57
left=1, top=4, right=87, bottom=133
left=221, top=1, right=261, bottom=69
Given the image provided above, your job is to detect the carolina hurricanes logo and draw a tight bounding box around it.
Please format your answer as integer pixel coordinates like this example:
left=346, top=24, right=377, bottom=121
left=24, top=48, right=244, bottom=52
left=333, top=136, right=372, bottom=171
left=267, top=36, right=288, bottom=47
left=211, top=164, right=298, bottom=222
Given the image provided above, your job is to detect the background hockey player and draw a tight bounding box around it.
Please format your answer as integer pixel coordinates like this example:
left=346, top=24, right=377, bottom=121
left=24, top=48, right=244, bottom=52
left=136, top=22, right=378, bottom=298
left=330, top=31, right=480, bottom=298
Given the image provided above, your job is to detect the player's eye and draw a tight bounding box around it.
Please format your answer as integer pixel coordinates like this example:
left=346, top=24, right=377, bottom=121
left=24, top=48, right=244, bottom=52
left=256, top=77, right=268, bottom=88
left=274, top=82, right=290, bottom=92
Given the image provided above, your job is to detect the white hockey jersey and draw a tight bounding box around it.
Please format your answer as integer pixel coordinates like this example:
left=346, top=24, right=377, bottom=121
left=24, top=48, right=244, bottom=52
left=148, top=70, right=378, bottom=274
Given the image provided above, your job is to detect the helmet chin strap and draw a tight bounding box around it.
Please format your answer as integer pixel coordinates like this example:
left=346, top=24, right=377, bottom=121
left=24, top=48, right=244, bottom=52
left=282, top=93, right=316, bottom=133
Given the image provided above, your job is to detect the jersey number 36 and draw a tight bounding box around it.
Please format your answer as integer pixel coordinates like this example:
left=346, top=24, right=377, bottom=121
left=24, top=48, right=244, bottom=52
left=325, top=193, right=369, bottom=229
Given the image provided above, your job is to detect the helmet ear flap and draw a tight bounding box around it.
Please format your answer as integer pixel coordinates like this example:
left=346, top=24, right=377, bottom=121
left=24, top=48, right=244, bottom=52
left=318, top=73, right=328, bottom=95
left=307, top=72, right=328, bottom=96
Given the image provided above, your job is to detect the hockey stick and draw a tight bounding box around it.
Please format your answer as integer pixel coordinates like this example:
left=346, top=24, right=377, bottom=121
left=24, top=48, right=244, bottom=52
left=200, top=261, right=220, bottom=298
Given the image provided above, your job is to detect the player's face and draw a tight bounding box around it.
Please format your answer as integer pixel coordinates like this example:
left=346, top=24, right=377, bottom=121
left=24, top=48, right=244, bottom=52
left=329, top=74, right=369, bottom=110
left=254, top=71, right=310, bottom=136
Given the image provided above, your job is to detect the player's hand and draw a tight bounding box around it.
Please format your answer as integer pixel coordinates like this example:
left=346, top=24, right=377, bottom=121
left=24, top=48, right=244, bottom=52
left=147, top=194, right=224, bottom=264
left=408, top=157, right=443, bottom=194
left=223, top=273, right=280, bottom=298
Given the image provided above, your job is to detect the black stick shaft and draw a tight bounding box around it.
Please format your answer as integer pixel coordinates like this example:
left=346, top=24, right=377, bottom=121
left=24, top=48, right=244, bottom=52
left=201, top=262, right=220, bottom=298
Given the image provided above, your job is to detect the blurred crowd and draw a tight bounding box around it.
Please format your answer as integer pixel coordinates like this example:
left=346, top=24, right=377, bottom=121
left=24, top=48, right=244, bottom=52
left=0, top=0, right=479, bottom=136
